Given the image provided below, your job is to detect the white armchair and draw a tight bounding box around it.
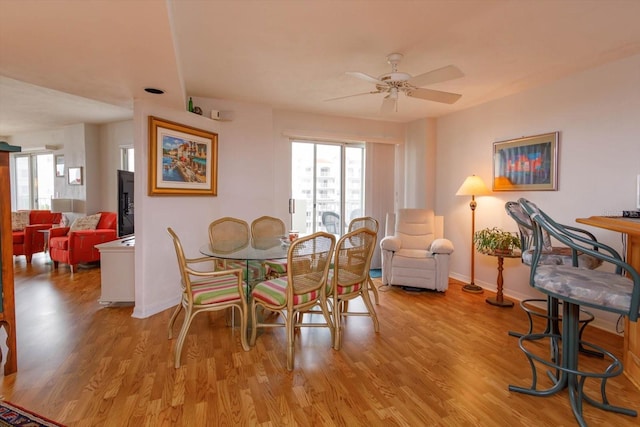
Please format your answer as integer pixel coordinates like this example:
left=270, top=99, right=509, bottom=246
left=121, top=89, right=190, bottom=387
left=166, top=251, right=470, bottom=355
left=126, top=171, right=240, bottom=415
left=380, top=209, right=454, bottom=291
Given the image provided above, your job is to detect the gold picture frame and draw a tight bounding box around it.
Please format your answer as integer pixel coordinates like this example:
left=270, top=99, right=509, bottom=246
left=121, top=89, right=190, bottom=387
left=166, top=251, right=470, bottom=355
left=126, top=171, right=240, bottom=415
left=148, top=116, right=218, bottom=196
left=493, top=132, right=559, bottom=191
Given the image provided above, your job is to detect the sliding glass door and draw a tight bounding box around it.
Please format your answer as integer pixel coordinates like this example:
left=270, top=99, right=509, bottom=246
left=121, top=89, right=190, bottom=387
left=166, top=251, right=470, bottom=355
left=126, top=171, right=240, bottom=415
left=13, top=153, right=54, bottom=210
left=291, top=141, right=364, bottom=235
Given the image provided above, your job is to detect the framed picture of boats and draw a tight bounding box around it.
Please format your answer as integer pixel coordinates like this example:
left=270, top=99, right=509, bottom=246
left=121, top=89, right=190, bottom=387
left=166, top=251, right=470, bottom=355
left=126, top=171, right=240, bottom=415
left=148, top=116, right=218, bottom=196
left=492, top=131, right=559, bottom=191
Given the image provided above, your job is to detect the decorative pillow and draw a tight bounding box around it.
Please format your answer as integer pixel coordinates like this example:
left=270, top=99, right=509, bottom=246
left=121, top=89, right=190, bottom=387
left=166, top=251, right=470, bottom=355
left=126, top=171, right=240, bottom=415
left=11, top=211, right=30, bottom=231
left=70, top=213, right=102, bottom=232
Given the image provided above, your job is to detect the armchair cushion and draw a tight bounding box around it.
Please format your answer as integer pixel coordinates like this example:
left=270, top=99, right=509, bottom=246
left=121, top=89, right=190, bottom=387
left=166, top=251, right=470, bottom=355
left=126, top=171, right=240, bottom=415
left=11, top=211, right=30, bottom=231
left=70, top=213, right=102, bottom=231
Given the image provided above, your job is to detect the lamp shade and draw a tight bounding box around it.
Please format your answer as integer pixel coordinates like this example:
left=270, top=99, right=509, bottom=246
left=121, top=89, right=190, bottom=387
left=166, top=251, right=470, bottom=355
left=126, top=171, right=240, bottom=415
left=51, top=198, right=73, bottom=212
left=456, top=175, right=490, bottom=196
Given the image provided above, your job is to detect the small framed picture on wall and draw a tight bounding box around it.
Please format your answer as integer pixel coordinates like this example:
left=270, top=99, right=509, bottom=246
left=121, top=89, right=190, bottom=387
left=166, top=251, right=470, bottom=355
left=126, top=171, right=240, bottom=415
left=68, top=167, right=83, bottom=185
left=55, top=155, right=64, bottom=177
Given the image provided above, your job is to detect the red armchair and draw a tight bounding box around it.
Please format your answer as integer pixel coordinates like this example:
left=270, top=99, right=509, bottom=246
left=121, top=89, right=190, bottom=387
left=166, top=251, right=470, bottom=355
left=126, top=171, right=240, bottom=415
left=49, top=212, right=118, bottom=272
left=12, top=210, right=62, bottom=263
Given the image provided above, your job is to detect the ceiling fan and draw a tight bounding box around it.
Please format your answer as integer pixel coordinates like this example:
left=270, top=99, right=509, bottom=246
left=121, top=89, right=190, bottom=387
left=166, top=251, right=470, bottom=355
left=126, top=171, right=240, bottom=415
left=327, top=53, right=464, bottom=113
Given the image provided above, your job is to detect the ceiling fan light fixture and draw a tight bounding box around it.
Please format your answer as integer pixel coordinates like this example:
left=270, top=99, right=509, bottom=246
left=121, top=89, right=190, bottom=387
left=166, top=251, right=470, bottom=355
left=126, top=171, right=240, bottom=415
left=332, top=53, right=464, bottom=111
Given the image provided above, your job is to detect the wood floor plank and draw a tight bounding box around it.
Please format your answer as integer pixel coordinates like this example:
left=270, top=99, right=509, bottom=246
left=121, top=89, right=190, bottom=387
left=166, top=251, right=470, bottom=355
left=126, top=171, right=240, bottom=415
left=1, top=253, right=640, bottom=426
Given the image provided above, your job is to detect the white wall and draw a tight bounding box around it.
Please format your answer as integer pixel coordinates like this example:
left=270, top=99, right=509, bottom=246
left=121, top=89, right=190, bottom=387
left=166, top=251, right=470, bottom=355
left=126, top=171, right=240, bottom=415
left=84, top=124, right=101, bottom=214
left=404, top=118, right=437, bottom=210
left=98, top=120, right=134, bottom=215
left=436, top=53, right=640, bottom=332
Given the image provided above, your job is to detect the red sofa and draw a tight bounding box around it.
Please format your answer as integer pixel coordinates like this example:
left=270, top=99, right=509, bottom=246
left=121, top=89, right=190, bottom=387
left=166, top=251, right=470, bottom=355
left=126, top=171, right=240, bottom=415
left=49, top=211, right=118, bottom=273
left=12, top=210, right=62, bottom=263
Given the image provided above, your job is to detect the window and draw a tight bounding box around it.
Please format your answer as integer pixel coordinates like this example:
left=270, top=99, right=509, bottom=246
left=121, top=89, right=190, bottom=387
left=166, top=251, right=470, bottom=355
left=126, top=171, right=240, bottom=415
left=121, top=146, right=134, bottom=172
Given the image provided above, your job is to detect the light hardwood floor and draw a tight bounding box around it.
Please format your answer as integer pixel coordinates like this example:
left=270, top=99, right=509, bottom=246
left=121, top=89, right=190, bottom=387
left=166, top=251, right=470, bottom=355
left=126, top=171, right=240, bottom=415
left=1, top=253, right=639, bottom=426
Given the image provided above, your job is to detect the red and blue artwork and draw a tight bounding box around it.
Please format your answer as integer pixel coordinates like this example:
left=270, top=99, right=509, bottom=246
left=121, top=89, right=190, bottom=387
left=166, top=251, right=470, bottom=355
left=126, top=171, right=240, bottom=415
left=496, top=142, right=552, bottom=185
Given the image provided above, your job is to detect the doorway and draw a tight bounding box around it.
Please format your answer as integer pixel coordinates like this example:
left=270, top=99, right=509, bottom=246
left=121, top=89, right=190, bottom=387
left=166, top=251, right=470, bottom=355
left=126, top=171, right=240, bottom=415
left=291, top=141, right=364, bottom=235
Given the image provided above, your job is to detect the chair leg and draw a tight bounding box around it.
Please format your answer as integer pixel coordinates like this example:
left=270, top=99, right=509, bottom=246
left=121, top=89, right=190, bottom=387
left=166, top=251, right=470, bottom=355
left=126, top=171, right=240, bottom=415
left=237, top=304, right=249, bottom=351
left=174, top=308, right=195, bottom=368
left=361, top=287, right=380, bottom=333
left=368, top=276, right=379, bottom=305
left=320, top=299, right=335, bottom=339
left=509, top=297, right=603, bottom=359
left=286, top=310, right=295, bottom=371
left=333, top=297, right=342, bottom=350
left=167, top=303, right=183, bottom=339
left=250, top=300, right=259, bottom=346
left=563, top=302, right=587, bottom=427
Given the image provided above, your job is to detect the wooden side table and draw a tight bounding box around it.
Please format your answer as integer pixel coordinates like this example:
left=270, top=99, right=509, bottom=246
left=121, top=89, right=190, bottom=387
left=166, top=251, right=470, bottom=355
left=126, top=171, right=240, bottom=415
left=483, top=251, right=521, bottom=307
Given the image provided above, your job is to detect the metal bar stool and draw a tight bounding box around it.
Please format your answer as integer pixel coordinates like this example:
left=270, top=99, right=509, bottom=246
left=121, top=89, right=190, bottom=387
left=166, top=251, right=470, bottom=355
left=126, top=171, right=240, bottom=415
left=505, top=201, right=604, bottom=358
left=509, top=198, right=640, bottom=427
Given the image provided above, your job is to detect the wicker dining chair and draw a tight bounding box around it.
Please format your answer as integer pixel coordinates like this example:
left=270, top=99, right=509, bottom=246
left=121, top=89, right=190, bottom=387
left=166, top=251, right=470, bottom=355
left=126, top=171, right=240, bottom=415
left=208, top=217, right=250, bottom=255
left=348, top=216, right=380, bottom=305
left=251, top=215, right=288, bottom=278
left=250, top=232, right=336, bottom=370
left=167, top=227, right=249, bottom=368
left=330, top=227, right=379, bottom=350
left=209, top=217, right=262, bottom=281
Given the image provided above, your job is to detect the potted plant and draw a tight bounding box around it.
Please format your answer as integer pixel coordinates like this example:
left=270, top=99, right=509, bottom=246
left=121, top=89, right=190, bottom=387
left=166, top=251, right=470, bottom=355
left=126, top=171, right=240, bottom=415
left=473, top=227, right=521, bottom=255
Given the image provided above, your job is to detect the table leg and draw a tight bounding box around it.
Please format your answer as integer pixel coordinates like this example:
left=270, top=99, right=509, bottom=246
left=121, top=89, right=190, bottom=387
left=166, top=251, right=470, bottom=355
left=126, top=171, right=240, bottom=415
left=486, top=256, right=514, bottom=307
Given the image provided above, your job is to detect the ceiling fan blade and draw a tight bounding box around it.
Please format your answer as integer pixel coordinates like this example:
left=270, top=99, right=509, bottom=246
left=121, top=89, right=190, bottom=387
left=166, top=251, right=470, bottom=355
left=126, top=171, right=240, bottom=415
left=405, top=88, right=462, bottom=104
left=324, top=90, right=381, bottom=102
left=380, top=96, right=397, bottom=114
left=346, top=71, right=386, bottom=86
left=408, top=65, right=464, bottom=88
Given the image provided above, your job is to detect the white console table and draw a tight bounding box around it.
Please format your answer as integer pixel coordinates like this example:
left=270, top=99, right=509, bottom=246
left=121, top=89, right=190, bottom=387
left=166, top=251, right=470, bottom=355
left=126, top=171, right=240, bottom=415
left=95, top=236, right=135, bottom=303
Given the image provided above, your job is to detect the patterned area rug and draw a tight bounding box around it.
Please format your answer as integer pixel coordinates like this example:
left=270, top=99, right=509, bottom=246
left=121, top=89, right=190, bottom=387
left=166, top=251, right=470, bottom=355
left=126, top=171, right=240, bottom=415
left=0, top=400, right=64, bottom=427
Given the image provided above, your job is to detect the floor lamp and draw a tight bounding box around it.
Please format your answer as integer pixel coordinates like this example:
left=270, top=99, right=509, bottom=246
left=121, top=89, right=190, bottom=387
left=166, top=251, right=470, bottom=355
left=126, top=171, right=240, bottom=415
left=456, top=175, right=490, bottom=293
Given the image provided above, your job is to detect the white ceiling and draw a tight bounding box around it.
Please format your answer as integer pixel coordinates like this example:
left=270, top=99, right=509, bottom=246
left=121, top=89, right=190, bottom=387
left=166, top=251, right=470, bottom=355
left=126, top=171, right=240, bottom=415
left=1, top=0, right=640, bottom=136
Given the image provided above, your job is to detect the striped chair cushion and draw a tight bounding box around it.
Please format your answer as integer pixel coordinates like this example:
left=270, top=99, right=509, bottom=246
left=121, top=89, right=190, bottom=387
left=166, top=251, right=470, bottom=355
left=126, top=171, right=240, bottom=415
left=327, top=270, right=363, bottom=295
left=264, top=259, right=288, bottom=275
left=252, top=277, right=319, bottom=306
left=190, top=274, right=243, bottom=305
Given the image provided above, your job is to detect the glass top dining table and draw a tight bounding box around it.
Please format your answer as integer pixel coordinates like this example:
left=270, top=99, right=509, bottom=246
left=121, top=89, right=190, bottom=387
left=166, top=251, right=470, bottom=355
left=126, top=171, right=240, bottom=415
left=199, top=237, right=290, bottom=295
left=199, top=237, right=290, bottom=261
left=200, top=237, right=290, bottom=319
